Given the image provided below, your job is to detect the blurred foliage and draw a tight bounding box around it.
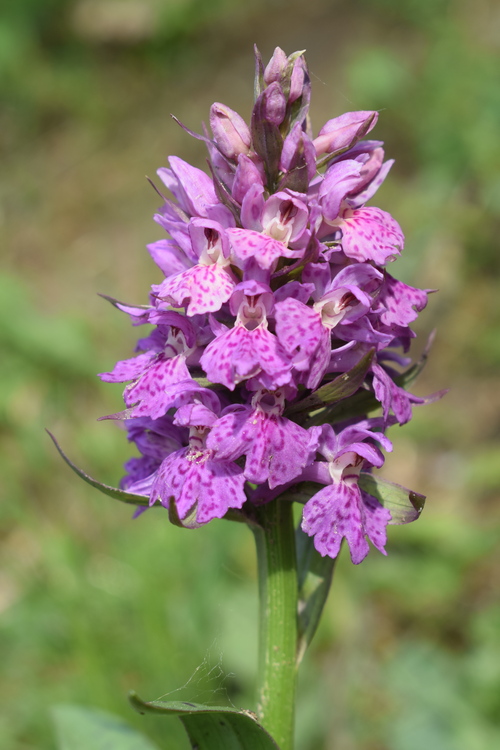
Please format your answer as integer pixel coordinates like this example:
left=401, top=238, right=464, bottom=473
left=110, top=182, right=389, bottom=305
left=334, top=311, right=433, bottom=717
left=1, top=0, right=499, bottom=749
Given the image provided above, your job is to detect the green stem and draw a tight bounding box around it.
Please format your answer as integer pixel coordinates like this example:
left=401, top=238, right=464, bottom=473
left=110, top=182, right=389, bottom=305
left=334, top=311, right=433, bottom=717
left=253, top=499, right=298, bottom=750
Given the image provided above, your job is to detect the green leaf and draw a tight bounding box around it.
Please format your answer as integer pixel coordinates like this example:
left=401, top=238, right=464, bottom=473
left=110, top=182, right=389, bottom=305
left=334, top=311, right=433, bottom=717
left=129, top=693, right=280, bottom=750
left=52, top=705, right=159, bottom=750
left=289, top=348, right=374, bottom=421
left=306, top=387, right=380, bottom=427
left=47, top=430, right=148, bottom=507
left=295, top=525, right=336, bottom=664
left=303, top=334, right=437, bottom=427
left=359, top=473, right=426, bottom=524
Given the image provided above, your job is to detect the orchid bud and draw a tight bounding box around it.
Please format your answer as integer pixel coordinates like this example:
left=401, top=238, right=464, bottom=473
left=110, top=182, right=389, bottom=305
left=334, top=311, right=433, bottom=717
left=288, top=55, right=308, bottom=103
left=263, top=46, right=288, bottom=84
left=232, top=154, right=264, bottom=204
left=313, top=111, right=378, bottom=156
left=210, top=102, right=251, bottom=161
left=279, top=122, right=316, bottom=192
left=259, top=81, right=287, bottom=126
left=251, top=82, right=285, bottom=183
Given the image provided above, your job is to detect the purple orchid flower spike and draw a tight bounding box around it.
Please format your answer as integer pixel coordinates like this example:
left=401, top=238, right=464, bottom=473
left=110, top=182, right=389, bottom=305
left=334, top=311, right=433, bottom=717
left=56, top=46, right=436, bottom=570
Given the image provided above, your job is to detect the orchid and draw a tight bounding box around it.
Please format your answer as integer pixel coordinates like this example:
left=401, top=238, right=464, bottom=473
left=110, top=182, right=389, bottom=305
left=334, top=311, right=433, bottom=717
left=52, top=46, right=439, bottom=750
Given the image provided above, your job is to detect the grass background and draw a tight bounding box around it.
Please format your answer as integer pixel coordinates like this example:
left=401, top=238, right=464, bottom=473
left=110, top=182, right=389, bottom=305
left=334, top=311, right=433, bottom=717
left=1, top=0, right=500, bottom=748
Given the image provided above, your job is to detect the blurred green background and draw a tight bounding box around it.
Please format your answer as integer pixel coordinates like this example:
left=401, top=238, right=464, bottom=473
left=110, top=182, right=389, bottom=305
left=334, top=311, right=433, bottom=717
left=1, top=0, right=499, bottom=748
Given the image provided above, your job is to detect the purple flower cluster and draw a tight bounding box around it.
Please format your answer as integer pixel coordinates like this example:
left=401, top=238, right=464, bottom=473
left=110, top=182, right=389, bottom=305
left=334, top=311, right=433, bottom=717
left=99, top=48, right=432, bottom=564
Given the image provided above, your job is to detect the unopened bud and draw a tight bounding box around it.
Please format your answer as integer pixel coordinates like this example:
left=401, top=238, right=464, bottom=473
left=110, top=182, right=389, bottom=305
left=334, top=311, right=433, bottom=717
left=313, top=111, right=378, bottom=156
left=280, top=122, right=316, bottom=191
left=263, top=47, right=288, bottom=84
left=210, top=102, right=251, bottom=161
left=232, top=154, right=264, bottom=204
left=260, top=81, right=287, bottom=126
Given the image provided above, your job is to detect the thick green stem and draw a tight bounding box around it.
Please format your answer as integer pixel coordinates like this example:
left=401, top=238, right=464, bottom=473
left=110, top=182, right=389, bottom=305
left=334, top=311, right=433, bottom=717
left=253, top=499, right=298, bottom=750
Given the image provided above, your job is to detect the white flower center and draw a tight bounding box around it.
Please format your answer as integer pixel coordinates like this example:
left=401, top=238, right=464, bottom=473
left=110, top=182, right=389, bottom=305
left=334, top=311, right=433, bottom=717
left=329, top=451, right=364, bottom=486
left=237, top=294, right=268, bottom=330
left=314, top=290, right=358, bottom=329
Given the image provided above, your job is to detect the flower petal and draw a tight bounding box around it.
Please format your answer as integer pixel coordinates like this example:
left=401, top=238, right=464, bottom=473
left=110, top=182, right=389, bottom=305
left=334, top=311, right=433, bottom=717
left=340, top=207, right=404, bottom=265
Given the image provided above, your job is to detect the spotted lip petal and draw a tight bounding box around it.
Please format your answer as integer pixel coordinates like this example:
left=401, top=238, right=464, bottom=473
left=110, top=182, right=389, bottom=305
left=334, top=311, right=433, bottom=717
left=301, top=480, right=391, bottom=564
left=150, top=447, right=247, bottom=525
left=200, top=323, right=292, bottom=390
left=207, top=406, right=316, bottom=489
left=374, top=273, right=429, bottom=328
left=152, top=263, right=237, bottom=316
left=339, top=207, right=404, bottom=265
left=227, top=227, right=303, bottom=270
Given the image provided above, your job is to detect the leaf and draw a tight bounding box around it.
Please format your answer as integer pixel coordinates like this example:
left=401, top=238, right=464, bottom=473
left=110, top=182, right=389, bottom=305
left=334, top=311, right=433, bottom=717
left=289, top=348, right=374, bottom=420
left=304, top=333, right=437, bottom=427
left=52, top=705, right=160, bottom=750
left=307, top=388, right=380, bottom=427
left=129, top=693, right=280, bottom=750
left=295, top=524, right=336, bottom=664
left=47, top=430, right=149, bottom=507
left=359, top=473, right=425, bottom=524
left=253, top=44, right=265, bottom=100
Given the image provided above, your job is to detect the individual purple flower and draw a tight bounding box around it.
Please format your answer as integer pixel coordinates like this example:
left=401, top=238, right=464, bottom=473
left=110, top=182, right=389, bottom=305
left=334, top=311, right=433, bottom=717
left=280, top=122, right=317, bottom=188
left=99, top=312, right=196, bottom=420
left=152, top=219, right=238, bottom=315
left=301, top=422, right=393, bottom=563
left=232, top=154, right=265, bottom=205
left=316, top=160, right=404, bottom=265
left=150, top=402, right=247, bottom=526
left=275, top=263, right=381, bottom=387
left=372, top=361, right=426, bottom=425
left=157, top=156, right=234, bottom=227
left=200, top=280, right=291, bottom=390
left=207, top=388, right=317, bottom=488
left=209, top=102, right=252, bottom=161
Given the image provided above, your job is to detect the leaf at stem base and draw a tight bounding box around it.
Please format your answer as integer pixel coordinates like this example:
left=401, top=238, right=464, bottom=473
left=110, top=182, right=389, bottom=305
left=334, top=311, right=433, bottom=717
left=129, top=692, right=280, bottom=749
